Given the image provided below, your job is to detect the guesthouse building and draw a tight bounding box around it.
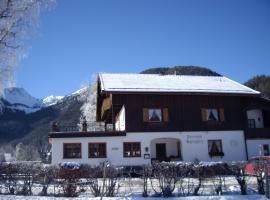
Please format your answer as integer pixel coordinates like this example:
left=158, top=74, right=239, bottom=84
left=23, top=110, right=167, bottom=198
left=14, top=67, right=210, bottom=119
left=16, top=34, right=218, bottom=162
left=49, top=73, right=270, bottom=165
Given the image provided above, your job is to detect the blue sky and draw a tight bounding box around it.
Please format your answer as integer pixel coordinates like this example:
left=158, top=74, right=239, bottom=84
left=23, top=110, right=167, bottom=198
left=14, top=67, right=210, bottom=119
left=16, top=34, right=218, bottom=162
left=17, top=0, right=270, bottom=98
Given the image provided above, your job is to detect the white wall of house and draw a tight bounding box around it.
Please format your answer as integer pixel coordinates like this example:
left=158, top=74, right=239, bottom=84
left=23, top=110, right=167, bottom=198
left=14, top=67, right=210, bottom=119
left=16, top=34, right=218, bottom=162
left=246, top=139, right=270, bottom=158
left=247, top=109, right=264, bottom=128
left=115, top=106, right=125, bottom=131
left=51, top=134, right=149, bottom=166
left=51, top=130, right=246, bottom=166
left=181, top=131, right=246, bottom=162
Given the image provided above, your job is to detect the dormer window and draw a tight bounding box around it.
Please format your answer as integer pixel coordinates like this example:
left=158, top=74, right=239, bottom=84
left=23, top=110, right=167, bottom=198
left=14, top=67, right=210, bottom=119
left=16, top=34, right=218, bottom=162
left=143, top=108, right=169, bottom=123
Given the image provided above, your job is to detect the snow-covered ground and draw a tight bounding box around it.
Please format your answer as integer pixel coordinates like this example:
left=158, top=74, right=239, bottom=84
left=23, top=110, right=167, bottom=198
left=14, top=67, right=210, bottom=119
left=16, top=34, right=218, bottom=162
left=0, top=194, right=268, bottom=200
left=0, top=176, right=265, bottom=200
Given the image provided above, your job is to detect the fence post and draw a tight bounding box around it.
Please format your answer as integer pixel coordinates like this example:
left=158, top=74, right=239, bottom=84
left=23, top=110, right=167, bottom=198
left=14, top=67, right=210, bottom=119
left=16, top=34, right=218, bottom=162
left=100, top=161, right=109, bottom=200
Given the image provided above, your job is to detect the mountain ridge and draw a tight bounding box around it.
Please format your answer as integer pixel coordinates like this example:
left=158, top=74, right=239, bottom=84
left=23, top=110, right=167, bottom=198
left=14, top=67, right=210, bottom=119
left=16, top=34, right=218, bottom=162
left=141, top=66, right=221, bottom=76
left=1, top=87, right=65, bottom=114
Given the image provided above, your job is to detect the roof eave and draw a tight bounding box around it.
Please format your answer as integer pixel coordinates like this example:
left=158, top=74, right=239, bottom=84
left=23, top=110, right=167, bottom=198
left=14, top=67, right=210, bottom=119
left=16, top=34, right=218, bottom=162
left=99, top=90, right=261, bottom=97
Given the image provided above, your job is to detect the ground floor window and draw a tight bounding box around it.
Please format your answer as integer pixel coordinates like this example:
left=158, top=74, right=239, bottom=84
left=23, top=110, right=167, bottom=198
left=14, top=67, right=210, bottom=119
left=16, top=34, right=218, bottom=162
left=208, top=140, right=224, bottom=157
left=263, top=144, right=269, bottom=156
left=89, top=143, right=107, bottom=158
left=123, top=142, right=141, bottom=157
left=63, top=143, right=81, bottom=159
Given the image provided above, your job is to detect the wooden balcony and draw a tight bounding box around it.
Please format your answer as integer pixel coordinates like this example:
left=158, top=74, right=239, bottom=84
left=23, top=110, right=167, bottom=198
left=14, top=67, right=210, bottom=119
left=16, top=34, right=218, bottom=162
left=101, top=95, right=112, bottom=119
left=49, top=121, right=115, bottom=134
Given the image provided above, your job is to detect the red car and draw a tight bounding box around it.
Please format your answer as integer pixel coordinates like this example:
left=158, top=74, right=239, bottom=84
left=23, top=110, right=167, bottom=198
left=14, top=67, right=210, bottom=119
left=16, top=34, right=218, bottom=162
left=244, top=156, right=270, bottom=176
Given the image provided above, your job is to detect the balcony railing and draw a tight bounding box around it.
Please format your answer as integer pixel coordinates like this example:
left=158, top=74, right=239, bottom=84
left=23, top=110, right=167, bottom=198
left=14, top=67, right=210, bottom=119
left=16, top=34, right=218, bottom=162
left=51, top=121, right=114, bottom=133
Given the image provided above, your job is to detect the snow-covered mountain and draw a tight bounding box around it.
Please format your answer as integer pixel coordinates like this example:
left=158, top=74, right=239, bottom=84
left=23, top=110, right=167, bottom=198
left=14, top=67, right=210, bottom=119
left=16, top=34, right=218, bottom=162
left=0, top=85, right=90, bottom=150
left=3, top=87, right=43, bottom=114
left=0, top=87, right=87, bottom=114
left=42, top=95, right=64, bottom=106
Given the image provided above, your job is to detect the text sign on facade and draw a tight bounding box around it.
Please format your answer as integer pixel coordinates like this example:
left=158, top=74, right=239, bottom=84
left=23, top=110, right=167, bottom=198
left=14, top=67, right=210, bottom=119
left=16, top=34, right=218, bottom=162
left=186, top=135, right=203, bottom=144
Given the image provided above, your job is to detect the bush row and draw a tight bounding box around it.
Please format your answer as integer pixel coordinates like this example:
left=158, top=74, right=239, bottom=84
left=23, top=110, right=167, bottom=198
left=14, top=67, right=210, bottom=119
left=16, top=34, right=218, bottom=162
left=0, top=161, right=263, bottom=197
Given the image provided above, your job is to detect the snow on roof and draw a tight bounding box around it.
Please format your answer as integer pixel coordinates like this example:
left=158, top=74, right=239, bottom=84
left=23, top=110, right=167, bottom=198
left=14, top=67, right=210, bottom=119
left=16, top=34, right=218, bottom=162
left=99, top=73, right=260, bottom=95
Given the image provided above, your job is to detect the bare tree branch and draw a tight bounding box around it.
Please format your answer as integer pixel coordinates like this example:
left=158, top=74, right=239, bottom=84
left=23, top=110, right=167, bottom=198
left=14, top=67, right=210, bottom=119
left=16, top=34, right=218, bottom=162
left=0, top=0, right=55, bottom=97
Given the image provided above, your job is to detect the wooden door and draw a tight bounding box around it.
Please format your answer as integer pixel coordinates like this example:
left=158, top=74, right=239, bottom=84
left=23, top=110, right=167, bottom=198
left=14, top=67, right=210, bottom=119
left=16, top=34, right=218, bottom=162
left=156, top=143, right=167, bottom=162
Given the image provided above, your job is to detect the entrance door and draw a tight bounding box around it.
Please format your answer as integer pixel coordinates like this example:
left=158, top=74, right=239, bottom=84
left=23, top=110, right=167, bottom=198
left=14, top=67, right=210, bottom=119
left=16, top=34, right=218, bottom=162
left=156, top=143, right=167, bottom=162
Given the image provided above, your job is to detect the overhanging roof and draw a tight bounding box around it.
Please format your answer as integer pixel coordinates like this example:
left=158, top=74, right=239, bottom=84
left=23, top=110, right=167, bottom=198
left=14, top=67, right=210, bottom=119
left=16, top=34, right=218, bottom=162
left=98, top=73, right=260, bottom=95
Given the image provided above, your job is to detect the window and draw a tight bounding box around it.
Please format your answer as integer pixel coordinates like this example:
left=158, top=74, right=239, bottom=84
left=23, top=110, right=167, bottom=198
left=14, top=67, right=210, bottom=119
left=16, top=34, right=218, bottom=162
left=143, top=108, right=169, bottom=122
left=208, top=140, right=224, bottom=157
left=63, top=143, right=81, bottom=159
left=263, top=144, right=269, bottom=156
left=148, top=109, right=162, bottom=122
left=88, top=143, right=107, bottom=158
left=201, top=108, right=225, bottom=122
left=248, top=119, right=256, bottom=128
left=123, top=142, right=141, bottom=157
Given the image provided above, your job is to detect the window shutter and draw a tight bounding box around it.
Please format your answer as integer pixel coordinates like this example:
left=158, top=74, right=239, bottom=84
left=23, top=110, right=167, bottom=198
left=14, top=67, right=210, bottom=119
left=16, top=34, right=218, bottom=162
left=143, top=108, right=148, bottom=122
left=219, top=108, right=225, bottom=122
left=163, top=108, right=169, bottom=122
left=201, top=108, right=207, bottom=121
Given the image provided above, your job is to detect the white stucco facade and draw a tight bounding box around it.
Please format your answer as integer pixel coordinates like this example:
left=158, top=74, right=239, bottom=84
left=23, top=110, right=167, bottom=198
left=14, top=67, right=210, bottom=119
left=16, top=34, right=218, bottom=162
left=51, top=130, right=247, bottom=166
left=246, top=139, right=270, bottom=158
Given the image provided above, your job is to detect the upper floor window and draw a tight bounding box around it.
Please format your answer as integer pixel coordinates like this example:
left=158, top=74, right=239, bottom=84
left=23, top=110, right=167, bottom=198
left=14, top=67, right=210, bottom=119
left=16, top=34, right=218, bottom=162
left=89, top=143, right=107, bottom=158
left=208, top=140, right=224, bottom=157
left=246, top=109, right=265, bottom=129
left=149, top=109, right=162, bottom=122
left=123, top=142, right=141, bottom=157
left=201, top=108, right=225, bottom=122
left=63, top=143, right=81, bottom=159
left=143, top=108, right=169, bottom=123
left=248, top=119, right=256, bottom=128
